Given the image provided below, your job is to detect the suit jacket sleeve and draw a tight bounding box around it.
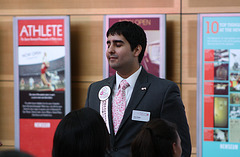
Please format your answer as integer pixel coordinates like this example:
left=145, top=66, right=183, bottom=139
left=85, top=83, right=100, bottom=112
left=161, top=82, right=192, bottom=157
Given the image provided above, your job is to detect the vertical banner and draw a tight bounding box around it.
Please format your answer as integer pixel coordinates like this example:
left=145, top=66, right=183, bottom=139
left=103, top=14, right=166, bottom=79
left=13, top=16, right=71, bottom=157
left=197, top=14, right=240, bottom=157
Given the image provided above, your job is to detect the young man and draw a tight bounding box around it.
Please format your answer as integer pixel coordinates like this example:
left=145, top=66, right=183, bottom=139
left=85, top=21, right=191, bottom=157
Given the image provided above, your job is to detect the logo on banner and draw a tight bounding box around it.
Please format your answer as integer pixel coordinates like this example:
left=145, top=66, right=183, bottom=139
left=18, top=19, right=65, bottom=46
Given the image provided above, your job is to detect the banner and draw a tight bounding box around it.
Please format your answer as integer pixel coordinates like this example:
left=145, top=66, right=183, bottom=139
left=13, top=16, right=71, bottom=157
left=197, top=14, right=240, bottom=157
left=103, top=14, right=166, bottom=78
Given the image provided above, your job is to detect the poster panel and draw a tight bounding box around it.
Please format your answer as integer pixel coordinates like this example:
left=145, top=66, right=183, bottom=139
left=13, top=16, right=71, bottom=157
left=103, top=14, right=166, bottom=79
left=197, top=13, right=240, bottom=157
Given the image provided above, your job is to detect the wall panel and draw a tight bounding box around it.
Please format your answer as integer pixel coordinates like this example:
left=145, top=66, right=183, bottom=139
left=70, top=16, right=103, bottom=82
left=182, top=84, right=197, bottom=156
left=182, top=0, right=240, bottom=13
left=71, top=82, right=91, bottom=110
left=0, top=0, right=180, bottom=15
left=166, top=15, right=181, bottom=83
left=182, top=15, right=197, bottom=84
left=0, top=17, right=13, bottom=80
left=0, top=146, right=15, bottom=151
left=0, top=17, right=14, bottom=150
left=0, top=82, right=14, bottom=146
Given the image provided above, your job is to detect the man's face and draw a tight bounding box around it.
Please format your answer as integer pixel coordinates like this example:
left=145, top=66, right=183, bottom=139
left=106, top=34, right=139, bottom=75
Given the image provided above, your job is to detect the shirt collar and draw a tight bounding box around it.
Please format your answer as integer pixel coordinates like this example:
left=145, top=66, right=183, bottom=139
left=115, top=66, right=142, bottom=89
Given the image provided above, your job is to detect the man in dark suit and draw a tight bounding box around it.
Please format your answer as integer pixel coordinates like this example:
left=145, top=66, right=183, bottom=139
left=85, top=21, right=191, bottom=157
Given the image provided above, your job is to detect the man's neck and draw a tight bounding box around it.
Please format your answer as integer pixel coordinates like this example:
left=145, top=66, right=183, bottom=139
left=116, top=64, right=140, bottom=79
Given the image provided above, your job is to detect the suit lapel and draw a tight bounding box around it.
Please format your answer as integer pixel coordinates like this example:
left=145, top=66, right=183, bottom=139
left=117, top=68, right=150, bottom=134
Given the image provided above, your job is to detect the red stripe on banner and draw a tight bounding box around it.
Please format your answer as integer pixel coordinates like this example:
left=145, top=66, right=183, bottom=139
left=204, top=63, right=214, bottom=80
left=204, top=49, right=214, bottom=61
left=20, top=119, right=61, bottom=157
left=204, top=82, right=214, bottom=95
left=204, top=96, right=214, bottom=127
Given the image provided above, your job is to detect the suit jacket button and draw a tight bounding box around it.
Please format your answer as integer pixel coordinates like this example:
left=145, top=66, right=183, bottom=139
left=113, top=147, right=118, bottom=152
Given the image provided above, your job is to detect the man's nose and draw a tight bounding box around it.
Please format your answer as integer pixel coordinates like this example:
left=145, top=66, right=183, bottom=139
left=107, top=45, right=115, bottom=54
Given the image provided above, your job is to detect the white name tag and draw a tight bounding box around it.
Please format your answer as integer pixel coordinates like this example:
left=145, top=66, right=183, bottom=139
left=132, top=110, right=150, bottom=122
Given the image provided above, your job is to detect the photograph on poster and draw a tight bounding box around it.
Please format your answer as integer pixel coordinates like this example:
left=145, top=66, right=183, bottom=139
left=230, top=93, right=240, bottom=104
left=230, top=49, right=240, bottom=71
left=214, top=49, right=229, bottom=62
left=229, top=119, right=240, bottom=143
left=229, top=106, right=240, bottom=118
left=214, top=97, right=228, bottom=128
left=213, top=129, right=228, bottom=142
left=214, top=82, right=228, bottom=95
left=230, top=72, right=240, bottom=91
left=214, top=63, right=229, bottom=81
left=18, top=46, right=65, bottom=92
left=141, top=32, right=161, bottom=77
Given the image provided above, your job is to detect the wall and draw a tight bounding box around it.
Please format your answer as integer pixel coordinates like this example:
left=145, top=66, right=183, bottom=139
left=0, top=0, right=240, bottom=156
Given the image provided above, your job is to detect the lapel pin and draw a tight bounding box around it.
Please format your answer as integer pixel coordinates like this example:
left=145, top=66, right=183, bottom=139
left=141, top=87, right=147, bottom=91
left=98, top=86, right=111, bottom=100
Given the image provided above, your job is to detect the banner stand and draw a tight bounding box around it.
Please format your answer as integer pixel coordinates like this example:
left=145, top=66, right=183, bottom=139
left=13, top=16, right=71, bottom=157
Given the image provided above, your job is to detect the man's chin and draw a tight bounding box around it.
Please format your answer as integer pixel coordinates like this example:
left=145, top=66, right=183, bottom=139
left=109, top=63, right=119, bottom=70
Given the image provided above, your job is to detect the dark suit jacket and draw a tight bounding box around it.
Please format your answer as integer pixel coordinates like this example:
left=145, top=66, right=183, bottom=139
left=85, top=68, right=191, bottom=157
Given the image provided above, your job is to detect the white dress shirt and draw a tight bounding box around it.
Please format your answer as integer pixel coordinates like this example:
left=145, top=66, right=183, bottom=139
left=112, top=66, right=142, bottom=107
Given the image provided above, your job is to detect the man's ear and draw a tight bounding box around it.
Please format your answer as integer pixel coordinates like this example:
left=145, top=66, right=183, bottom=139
left=133, top=45, right=142, bottom=57
left=172, top=142, right=177, bottom=154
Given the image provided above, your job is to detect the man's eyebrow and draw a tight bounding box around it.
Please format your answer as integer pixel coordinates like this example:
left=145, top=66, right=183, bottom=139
left=107, top=40, right=124, bottom=44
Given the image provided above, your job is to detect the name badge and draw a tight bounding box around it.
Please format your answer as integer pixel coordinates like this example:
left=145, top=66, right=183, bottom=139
left=132, top=110, right=150, bottom=122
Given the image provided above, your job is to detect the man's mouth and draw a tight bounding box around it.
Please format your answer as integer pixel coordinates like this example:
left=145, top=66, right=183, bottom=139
left=109, top=55, right=118, bottom=60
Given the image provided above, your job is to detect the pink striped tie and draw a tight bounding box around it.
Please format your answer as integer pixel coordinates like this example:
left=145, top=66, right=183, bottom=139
left=112, top=80, right=130, bottom=134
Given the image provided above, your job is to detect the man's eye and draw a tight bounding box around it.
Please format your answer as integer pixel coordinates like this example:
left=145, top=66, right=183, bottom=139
left=116, top=44, right=122, bottom=47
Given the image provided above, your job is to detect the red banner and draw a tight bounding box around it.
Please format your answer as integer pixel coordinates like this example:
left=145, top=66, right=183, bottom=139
left=18, top=19, right=65, bottom=46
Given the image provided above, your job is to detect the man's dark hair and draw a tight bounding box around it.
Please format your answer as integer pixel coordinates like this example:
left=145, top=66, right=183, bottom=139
left=107, top=21, right=147, bottom=63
